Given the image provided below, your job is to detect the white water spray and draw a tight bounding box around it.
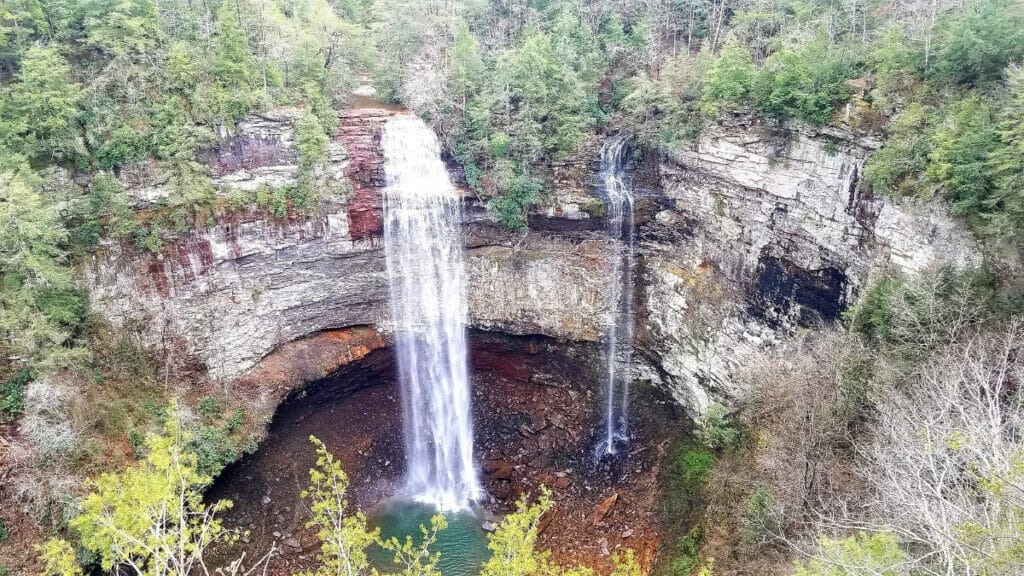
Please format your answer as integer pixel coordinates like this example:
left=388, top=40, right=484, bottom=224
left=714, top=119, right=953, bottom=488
left=598, top=135, right=636, bottom=457
left=382, top=115, right=481, bottom=511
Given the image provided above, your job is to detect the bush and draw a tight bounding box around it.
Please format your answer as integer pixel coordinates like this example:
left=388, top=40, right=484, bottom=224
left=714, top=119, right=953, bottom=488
left=487, top=167, right=543, bottom=231
left=659, top=441, right=716, bottom=537
left=666, top=527, right=703, bottom=576
left=743, top=486, right=778, bottom=544
left=0, top=515, right=9, bottom=543
left=0, top=369, right=32, bottom=422
left=926, top=96, right=1000, bottom=223
left=197, top=396, right=225, bottom=420
left=695, top=403, right=741, bottom=451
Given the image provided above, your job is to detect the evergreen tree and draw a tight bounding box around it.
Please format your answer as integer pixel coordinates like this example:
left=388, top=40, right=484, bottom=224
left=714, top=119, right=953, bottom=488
left=1, top=44, right=82, bottom=159
left=988, top=65, right=1024, bottom=239
left=0, top=171, right=81, bottom=362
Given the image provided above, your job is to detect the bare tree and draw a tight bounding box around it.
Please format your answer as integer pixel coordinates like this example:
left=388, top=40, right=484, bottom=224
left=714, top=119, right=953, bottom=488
left=857, top=324, right=1024, bottom=576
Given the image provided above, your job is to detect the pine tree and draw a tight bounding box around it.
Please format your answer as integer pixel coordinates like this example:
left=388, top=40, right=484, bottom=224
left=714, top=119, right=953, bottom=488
left=988, top=65, right=1024, bottom=240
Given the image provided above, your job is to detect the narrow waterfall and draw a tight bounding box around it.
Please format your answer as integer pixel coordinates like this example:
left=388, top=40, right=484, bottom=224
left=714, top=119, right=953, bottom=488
left=598, top=136, right=636, bottom=457
left=382, top=115, right=481, bottom=511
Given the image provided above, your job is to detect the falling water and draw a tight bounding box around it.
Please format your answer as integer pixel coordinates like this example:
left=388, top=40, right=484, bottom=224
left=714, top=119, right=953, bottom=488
left=597, top=135, right=636, bottom=457
left=382, top=115, right=481, bottom=511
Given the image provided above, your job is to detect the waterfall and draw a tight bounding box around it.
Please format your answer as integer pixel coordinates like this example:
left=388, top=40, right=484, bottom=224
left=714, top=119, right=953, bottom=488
left=382, top=115, right=481, bottom=511
left=598, top=135, right=636, bottom=457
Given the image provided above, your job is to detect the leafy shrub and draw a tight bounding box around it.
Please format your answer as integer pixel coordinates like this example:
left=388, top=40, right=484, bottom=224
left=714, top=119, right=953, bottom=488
left=189, top=425, right=240, bottom=476
left=0, top=515, right=9, bottom=543
left=659, top=442, right=716, bottom=532
left=197, top=396, right=225, bottom=420
left=487, top=167, right=543, bottom=231
left=744, top=485, right=778, bottom=544
left=0, top=369, right=32, bottom=422
left=926, top=96, right=1000, bottom=223
left=794, top=532, right=906, bottom=576
left=862, top=103, right=932, bottom=196
left=666, top=527, right=703, bottom=576
left=695, top=403, right=741, bottom=451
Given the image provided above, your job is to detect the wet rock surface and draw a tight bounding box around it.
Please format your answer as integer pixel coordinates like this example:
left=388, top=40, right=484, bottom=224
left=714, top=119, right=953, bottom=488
left=208, top=332, right=681, bottom=575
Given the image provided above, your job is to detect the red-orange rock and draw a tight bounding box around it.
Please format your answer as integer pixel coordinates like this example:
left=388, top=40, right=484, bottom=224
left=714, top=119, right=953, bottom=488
left=589, top=492, right=618, bottom=525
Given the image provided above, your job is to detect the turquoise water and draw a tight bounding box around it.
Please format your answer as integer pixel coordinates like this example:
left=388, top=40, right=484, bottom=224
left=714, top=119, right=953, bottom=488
left=370, top=500, right=492, bottom=576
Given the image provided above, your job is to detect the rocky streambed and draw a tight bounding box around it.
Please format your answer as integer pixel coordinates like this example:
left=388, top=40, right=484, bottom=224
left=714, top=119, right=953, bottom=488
left=207, top=331, right=682, bottom=575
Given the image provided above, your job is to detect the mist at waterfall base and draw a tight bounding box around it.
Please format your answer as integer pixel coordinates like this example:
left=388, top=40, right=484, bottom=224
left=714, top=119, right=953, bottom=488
left=382, top=114, right=482, bottom=512
left=596, top=136, right=637, bottom=460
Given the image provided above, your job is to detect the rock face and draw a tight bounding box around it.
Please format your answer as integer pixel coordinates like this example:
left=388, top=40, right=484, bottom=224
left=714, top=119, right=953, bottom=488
left=83, top=109, right=978, bottom=414
left=636, top=117, right=979, bottom=413
left=85, top=107, right=609, bottom=381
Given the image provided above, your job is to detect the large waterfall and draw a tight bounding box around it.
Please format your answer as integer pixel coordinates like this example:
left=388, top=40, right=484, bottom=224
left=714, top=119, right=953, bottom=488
left=598, top=136, right=636, bottom=457
left=382, top=115, right=481, bottom=511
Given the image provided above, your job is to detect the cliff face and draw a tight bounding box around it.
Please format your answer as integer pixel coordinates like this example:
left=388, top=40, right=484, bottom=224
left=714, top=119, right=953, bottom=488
left=85, top=108, right=609, bottom=383
left=83, top=108, right=977, bottom=414
left=637, top=118, right=979, bottom=412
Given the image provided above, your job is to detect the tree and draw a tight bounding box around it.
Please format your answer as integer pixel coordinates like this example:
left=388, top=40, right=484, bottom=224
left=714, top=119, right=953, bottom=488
left=0, top=171, right=82, bottom=363
left=40, top=403, right=272, bottom=575
left=987, top=65, right=1024, bottom=241
left=298, top=435, right=380, bottom=576
left=925, top=96, right=1000, bottom=223
left=857, top=325, right=1024, bottom=575
left=1, top=44, right=82, bottom=159
left=480, top=487, right=562, bottom=576
left=700, top=42, right=754, bottom=115
left=81, top=0, right=159, bottom=58
left=449, top=18, right=484, bottom=108
left=793, top=532, right=907, bottom=576
left=215, top=0, right=257, bottom=90
left=381, top=515, right=447, bottom=576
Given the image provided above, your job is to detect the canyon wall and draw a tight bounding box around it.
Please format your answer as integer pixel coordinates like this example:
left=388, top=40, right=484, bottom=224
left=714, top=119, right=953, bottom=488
left=83, top=108, right=978, bottom=414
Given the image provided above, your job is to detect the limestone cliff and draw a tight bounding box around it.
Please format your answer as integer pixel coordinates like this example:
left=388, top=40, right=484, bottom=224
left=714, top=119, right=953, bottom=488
left=83, top=108, right=978, bottom=415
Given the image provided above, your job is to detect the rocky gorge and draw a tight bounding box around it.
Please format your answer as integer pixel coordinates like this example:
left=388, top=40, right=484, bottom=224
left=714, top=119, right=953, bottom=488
left=84, top=105, right=979, bottom=417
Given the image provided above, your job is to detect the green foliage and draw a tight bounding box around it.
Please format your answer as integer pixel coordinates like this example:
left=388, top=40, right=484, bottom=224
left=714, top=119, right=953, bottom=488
left=37, top=538, right=83, bottom=576
left=793, top=532, right=906, bottom=576
left=215, top=1, right=258, bottom=92
left=695, top=404, right=740, bottom=451
left=743, top=486, right=777, bottom=544
left=659, top=441, right=716, bottom=538
left=927, top=0, right=1024, bottom=88
left=46, top=403, right=258, bottom=575
left=666, top=527, right=703, bottom=576
left=380, top=515, right=448, bottom=576
left=926, top=96, right=1000, bottom=223
left=0, top=514, right=9, bottom=543
left=0, top=171, right=84, bottom=363
left=845, top=275, right=902, bottom=344
left=480, top=486, right=588, bottom=576
left=0, top=368, right=32, bottom=422
left=863, top=103, right=932, bottom=196
left=0, top=44, right=82, bottom=160
left=486, top=167, right=543, bottom=231
left=68, top=175, right=139, bottom=253
left=751, top=43, right=853, bottom=125
left=197, top=395, right=225, bottom=420
left=986, top=65, right=1024, bottom=242
left=298, top=435, right=380, bottom=576
left=700, top=43, right=755, bottom=116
